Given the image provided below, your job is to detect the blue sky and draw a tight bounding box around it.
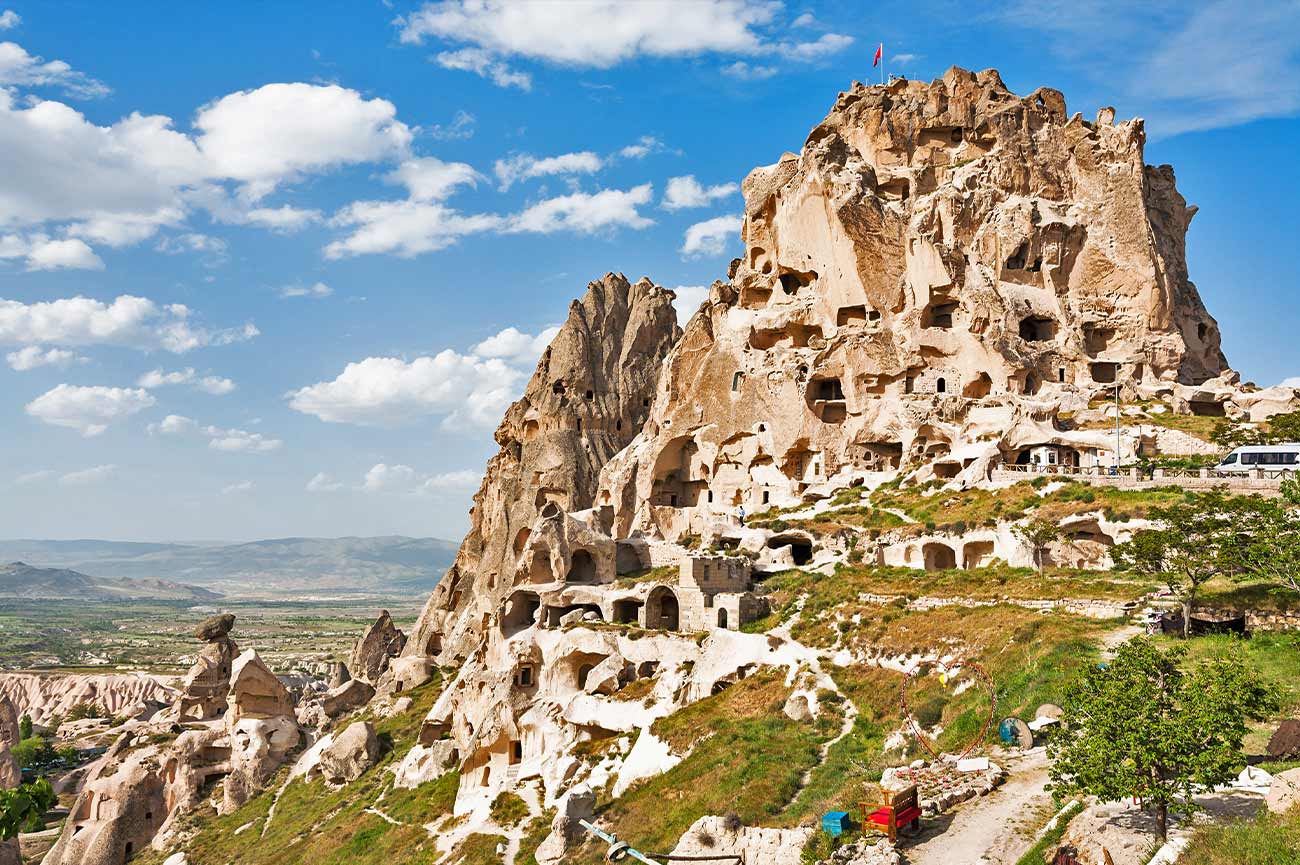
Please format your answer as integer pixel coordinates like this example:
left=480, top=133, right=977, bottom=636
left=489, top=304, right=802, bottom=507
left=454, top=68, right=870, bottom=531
left=1, top=0, right=1297, bottom=542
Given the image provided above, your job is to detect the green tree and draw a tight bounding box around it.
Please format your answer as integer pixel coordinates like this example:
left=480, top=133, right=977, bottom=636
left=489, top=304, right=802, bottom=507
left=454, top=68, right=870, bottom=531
left=1111, top=490, right=1240, bottom=638
left=1281, top=473, right=1300, bottom=506
left=1211, top=410, right=1300, bottom=451
left=1231, top=496, right=1300, bottom=595
left=1012, top=518, right=1061, bottom=573
left=1047, top=638, right=1279, bottom=843
left=0, top=778, right=56, bottom=841
left=17, top=714, right=32, bottom=741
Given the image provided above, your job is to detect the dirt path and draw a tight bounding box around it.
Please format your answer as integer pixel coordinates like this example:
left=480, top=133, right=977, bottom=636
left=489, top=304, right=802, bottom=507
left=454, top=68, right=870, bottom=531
left=901, top=748, right=1054, bottom=865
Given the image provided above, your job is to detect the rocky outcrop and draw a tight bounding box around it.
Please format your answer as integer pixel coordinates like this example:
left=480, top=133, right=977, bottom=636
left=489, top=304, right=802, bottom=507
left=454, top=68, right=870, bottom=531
left=176, top=615, right=239, bottom=721
left=670, top=815, right=813, bottom=865
left=1266, top=766, right=1300, bottom=815
left=595, top=66, right=1274, bottom=543
left=348, top=610, right=406, bottom=683
left=0, top=695, right=17, bottom=746
left=318, top=721, right=380, bottom=784
left=321, top=679, right=376, bottom=719
left=403, top=273, right=680, bottom=668
left=0, top=673, right=175, bottom=728
left=221, top=651, right=298, bottom=814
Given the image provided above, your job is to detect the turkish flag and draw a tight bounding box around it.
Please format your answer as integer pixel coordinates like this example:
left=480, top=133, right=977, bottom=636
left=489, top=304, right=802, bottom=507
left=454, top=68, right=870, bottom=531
left=873, top=43, right=883, bottom=67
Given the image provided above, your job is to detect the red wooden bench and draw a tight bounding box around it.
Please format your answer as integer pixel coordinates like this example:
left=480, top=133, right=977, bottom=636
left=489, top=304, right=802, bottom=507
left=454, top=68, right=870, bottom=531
left=860, top=784, right=921, bottom=843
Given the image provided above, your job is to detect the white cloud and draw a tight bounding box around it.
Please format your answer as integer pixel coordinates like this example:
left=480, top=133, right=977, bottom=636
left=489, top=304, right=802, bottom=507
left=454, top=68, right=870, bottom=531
left=791, top=12, right=816, bottom=27
left=662, top=175, right=739, bottom=210
left=361, top=463, right=481, bottom=494
left=203, top=425, right=282, bottom=453
left=722, top=60, right=778, bottom=80
left=221, top=480, right=254, bottom=495
left=400, top=0, right=776, bottom=67
left=25, top=384, right=155, bottom=436
left=0, top=11, right=19, bottom=30
left=288, top=351, right=523, bottom=428
left=494, top=151, right=603, bottom=191
left=137, top=367, right=195, bottom=388
left=0, top=235, right=105, bottom=271
left=5, top=346, right=81, bottom=371
left=193, top=83, right=413, bottom=196
left=0, top=39, right=109, bottom=98
left=325, top=199, right=503, bottom=259
left=279, top=281, right=334, bottom=299
left=0, top=295, right=256, bottom=353
left=60, top=464, right=115, bottom=485
left=155, top=232, right=228, bottom=259
left=669, top=285, right=711, bottom=323
left=434, top=47, right=532, bottom=90
left=14, top=469, right=55, bottom=485
left=148, top=414, right=197, bottom=435
left=1279, top=377, right=1300, bottom=389
left=783, top=33, right=854, bottom=62
left=306, top=471, right=346, bottom=493
left=681, top=214, right=741, bottom=257
left=618, top=136, right=662, bottom=159
left=471, top=325, right=561, bottom=366
left=236, top=205, right=322, bottom=232
left=891, top=52, right=919, bottom=65
left=387, top=157, right=481, bottom=201
left=429, top=109, right=476, bottom=140
left=507, top=184, right=654, bottom=234
left=196, top=375, right=236, bottom=395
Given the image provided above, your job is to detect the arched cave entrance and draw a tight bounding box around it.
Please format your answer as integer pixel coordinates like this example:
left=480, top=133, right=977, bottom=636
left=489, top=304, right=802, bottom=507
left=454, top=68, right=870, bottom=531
left=646, top=587, right=681, bottom=631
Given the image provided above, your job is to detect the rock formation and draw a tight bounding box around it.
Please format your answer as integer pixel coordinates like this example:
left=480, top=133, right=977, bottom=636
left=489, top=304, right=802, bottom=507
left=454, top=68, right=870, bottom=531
left=176, top=614, right=239, bottom=721
left=0, top=674, right=175, bottom=728
left=221, top=650, right=298, bottom=813
left=317, top=720, right=380, bottom=784
left=348, top=610, right=406, bottom=683
left=0, top=695, right=17, bottom=747
left=403, top=272, right=681, bottom=664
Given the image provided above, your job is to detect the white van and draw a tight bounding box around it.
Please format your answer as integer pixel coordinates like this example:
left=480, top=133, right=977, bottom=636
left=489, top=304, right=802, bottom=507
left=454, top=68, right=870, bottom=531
left=1215, top=443, right=1300, bottom=473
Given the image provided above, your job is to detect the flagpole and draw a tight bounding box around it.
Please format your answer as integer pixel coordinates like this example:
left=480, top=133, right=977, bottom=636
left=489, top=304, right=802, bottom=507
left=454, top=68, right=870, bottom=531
left=880, top=42, right=884, bottom=85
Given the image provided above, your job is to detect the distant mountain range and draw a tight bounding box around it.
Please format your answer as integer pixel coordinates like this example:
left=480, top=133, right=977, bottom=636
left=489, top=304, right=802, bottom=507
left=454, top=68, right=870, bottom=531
left=0, top=561, right=223, bottom=601
left=0, top=536, right=458, bottom=597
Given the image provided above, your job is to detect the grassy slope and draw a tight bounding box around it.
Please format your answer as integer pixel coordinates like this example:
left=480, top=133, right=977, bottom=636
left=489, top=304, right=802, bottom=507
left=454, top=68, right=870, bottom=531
left=136, top=679, right=451, bottom=865
left=1180, top=808, right=1300, bottom=864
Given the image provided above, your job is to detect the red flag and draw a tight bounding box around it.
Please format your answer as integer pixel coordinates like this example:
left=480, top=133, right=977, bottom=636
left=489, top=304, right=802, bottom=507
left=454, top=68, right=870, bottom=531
left=873, top=43, right=883, bottom=67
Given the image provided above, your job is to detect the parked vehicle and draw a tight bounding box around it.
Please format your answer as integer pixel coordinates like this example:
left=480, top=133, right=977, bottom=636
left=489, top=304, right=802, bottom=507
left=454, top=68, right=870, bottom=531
left=1215, top=443, right=1300, bottom=473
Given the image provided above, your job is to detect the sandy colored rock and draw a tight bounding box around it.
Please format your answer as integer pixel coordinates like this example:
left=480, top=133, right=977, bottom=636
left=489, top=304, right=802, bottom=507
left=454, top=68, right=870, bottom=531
left=0, top=742, right=18, bottom=789
left=1266, top=766, right=1300, bottom=815
left=348, top=610, right=406, bottom=683
left=391, top=740, right=458, bottom=789
left=175, top=637, right=238, bottom=721
left=0, top=695, right=17, bottom=747
left=0, top=673, right=175, bottom=729
left=321, top=678, right=375, bottom=718
left=221, top=651, right=298, bottom=814
left=328, top=661, right=351, bottom=689
left=534, top=785, right=595, bottom=865
left=670, top=815, right=813, bottom=865
left=194, top=613, right=235, bottom=642
left=319, top=721, right=380, bottom=784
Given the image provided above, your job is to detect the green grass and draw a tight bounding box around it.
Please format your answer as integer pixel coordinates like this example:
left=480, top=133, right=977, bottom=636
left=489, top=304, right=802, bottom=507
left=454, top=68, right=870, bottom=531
left=1179, top=807, right=1300, bottom=864
left=1013, top=801, right=1084, bottom=865
left=489, top=790, right=530, bottom=827
left=450, top=833, right=508, bottom=865
left=570, top=672, right=828, bottom=863
left=134, top=681, right=450, bottom=865
left=517, top=811, right=555, bottom=865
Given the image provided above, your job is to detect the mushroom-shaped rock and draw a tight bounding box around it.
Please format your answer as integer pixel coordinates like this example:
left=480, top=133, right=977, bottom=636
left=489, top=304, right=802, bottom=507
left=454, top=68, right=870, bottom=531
left=194, top=613, right=236, bottom=642
left=319, top=721, right=380, bottom=784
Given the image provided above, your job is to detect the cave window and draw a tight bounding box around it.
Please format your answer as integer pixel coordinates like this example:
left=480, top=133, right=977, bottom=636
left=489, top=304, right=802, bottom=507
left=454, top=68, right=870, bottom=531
left=125, top=843, right=134, bottom=861
left=481, top=766, right=490, bottom=786
left=707, top=490, right=714, bottom=503
left=925, top=302, right=958, bottom=329
left=718, top=608, right=729, bottom=629
left=1058, top=368, right=1066, bottom=383
left=837, top=305, right=867, bottom=326
left=868, top=310, right=881, bottom=322
left=758, top=423, right=766, bottom=432
left=577, top=664, right=594, bottom=689
left=1090, top=362, right=1118, bottom=384
left=1197, top=322, right=1209, bottom=340
left=732, top=371, right=744, bottom=392
left=1006, top=242, right=1028, bottom=270
left=616, top=419, right=622, bottom=432
left=762, top=490, right=770, bottom=504
left=576, top=418, right=582, bottom=433
left=642, top=398, right=651, bottom=408
left=813, top=378, right=845, bottom=401
left=668, top=494, right=678, bottom=506
left=1024, top=373, right=1041, bottom=395
left=585, top=389, right=594, bottom=400
left=1019, top=316, right=1056, bottom=342
left=936, top=377, right=947, bottom=394
left=510, top=741, right=523, bottom=764
left=1028, top=257, right=1043, bottom=272
left=905, top=376, right=915, bottom=394
left=552, top=381, right=566, bottom=395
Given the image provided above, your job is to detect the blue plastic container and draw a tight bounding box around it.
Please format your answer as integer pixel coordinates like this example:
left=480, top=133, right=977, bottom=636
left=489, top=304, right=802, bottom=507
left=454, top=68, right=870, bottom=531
left=821, top=810, right=852, bottom=836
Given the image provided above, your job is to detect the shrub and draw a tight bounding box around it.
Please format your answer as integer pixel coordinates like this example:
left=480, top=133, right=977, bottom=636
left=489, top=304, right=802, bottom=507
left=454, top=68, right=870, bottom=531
left=489, top=791, right=529, bottom=827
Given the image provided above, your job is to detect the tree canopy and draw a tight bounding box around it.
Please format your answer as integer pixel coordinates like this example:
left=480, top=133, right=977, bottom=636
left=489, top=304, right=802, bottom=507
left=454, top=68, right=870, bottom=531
left=1047, top=638, right=1279, bottom=842
left=0, top=777, right=56, bottom=842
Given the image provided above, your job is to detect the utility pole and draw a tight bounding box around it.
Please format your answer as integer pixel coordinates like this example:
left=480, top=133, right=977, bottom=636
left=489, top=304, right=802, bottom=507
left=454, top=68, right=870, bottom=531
left=1115, top=376, right=1122, bottom=474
